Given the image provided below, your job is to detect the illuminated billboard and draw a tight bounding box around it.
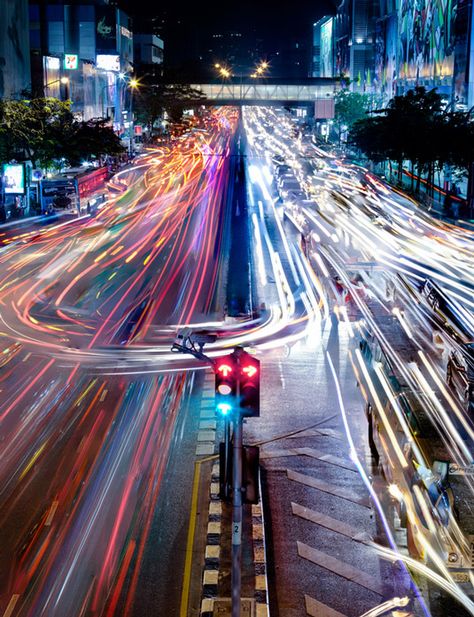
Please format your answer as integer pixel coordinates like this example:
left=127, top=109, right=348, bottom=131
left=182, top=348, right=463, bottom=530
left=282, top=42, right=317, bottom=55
left=320, top=18, right=333, bottom=78
left=96, top=54, right=120, bottom=72
left=399, top=0, right=459, bottom=83
left=45, top=56, right=60, bottom=70
left=3, top=164, right=25, bottom=194
left=64, top=54, right=78, bottom=70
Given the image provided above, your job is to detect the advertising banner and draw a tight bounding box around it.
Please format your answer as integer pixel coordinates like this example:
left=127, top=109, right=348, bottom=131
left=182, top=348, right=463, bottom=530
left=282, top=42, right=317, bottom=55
left=96, top=7, right=117, bottom=53
left=3, top=164, right=25, bottom=194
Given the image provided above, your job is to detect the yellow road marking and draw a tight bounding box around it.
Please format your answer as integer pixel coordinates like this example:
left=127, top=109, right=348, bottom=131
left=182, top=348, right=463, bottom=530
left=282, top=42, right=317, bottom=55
left=45, top=501, right=59, bottom=526
left=99, top=388, right=108, bottom=403
left=180, top=461, right=201, bottom=617
left=180, top=453, right=218, bottom=617
left=2, top=595, right=20, bottom=617
left=19, top=442, right=47, bottom=482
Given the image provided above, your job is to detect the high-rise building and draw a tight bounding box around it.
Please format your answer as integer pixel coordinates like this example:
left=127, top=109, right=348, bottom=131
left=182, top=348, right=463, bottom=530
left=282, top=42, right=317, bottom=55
left=333, top=0, right=378, bottom=91
left=330, top=0, right=474, bottom=108
left=134, top=34, right=164, bottom=80
left=0, top=0, right=31, bottom=99
left=29, top=2, right=133, bottom=125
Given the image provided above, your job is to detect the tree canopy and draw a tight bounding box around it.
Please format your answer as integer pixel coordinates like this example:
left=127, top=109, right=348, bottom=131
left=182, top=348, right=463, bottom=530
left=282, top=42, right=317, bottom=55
left=0, top=98, right=125, bottom=169
left=349, top=87, right=474, bottom=191
left=334, top=90, right=372, bottom=131
left=134, top=84, right=206, bottom=132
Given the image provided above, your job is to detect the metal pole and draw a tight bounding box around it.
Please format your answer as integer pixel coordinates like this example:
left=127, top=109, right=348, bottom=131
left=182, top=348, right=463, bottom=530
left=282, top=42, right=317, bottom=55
left=224, top=416, right=231, bottom=500
left=129, top=87, right=134, bottom=157
left=231, top=354, right=243, bottom=617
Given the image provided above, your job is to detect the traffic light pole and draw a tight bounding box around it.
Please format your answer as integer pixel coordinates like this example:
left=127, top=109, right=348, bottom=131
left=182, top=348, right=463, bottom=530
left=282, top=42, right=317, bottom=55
left=172, top=336, right=257, bottom=617
left=231, top=362, right=243, bottom=617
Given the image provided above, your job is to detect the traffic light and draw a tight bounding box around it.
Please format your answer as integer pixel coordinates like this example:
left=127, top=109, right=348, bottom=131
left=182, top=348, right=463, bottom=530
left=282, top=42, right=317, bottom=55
left=215, top=355, right=237, bottom=416
left=239, top=352, right=260, bottom=417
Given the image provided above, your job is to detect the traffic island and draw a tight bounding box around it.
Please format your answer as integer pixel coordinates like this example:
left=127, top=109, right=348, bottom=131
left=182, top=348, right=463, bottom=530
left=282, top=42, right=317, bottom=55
left=199, top=465, right=270, bottom=617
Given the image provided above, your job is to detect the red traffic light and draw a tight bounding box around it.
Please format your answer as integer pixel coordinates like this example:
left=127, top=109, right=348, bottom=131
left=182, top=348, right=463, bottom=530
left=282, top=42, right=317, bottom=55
left=239, top=353, right=260, bottom=417
left=215, top=355, right=237, bottom=410
left=217, top=363, right=233, bottom=378
left=242, top=364, right=258, bottom=378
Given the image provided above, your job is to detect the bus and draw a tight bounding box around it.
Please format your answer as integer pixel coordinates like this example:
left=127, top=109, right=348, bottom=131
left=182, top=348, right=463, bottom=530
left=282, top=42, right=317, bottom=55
left=41, top=166, right=109, bottom=215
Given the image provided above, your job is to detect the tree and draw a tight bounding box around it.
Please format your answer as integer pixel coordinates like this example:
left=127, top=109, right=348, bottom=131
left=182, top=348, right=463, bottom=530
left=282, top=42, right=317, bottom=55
left=0, top=97, right=74, bottom=168
left=334, top=90, right=372, bottom=142
left=0, top=98, right=124, bottom=169
left=66, top=119, right=125, bottom=166
left=134, top=84, right=206, bottom=133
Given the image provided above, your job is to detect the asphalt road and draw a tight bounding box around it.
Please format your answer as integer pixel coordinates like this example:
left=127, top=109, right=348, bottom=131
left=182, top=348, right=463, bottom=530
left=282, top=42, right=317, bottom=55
left=0, top=108, right=239, bottom=617
left=242, top=106, right=474, bottom=617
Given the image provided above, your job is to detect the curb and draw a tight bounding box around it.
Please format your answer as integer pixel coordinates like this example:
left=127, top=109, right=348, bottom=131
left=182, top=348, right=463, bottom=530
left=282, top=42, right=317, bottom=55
left=199, top=465, right=271, bottom=617
left=200, top=462, right=222, bottom=617
left=252, top=490, right=270, bottom=617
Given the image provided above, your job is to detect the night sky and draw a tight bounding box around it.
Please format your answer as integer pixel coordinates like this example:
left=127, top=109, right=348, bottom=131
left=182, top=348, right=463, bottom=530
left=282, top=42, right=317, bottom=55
left=121, top=0, right=337, bottom=76
left=123, top=0, right=336, bottom=33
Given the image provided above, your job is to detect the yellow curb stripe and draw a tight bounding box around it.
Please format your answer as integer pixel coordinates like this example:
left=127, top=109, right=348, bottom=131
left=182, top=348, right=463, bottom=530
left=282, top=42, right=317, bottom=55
left=180, top=461, right=201, bottom=617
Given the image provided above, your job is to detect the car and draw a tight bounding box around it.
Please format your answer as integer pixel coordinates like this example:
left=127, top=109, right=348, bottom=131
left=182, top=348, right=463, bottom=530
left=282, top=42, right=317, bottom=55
left=447, top=348, right=474, bottom=411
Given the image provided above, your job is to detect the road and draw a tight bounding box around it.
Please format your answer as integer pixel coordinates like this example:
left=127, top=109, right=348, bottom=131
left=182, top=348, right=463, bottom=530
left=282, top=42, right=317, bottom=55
left=0, top=108, right=239, bottom=617
left=242, top=106, right=474, bottom=617
left=1, top=103, right=474, bottom=617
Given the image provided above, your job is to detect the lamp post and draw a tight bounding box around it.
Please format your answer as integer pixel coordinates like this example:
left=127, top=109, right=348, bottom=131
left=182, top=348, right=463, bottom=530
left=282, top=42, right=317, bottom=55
left=214, top=60, right=269, bottom=103
left=44, top=76, right=70, bottom=100
left=128, top=78, right=139, bottom=157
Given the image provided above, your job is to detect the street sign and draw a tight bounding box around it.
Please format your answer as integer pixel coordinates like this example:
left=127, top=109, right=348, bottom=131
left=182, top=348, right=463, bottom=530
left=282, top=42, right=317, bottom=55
left=64, top=54, right=78, bottom=70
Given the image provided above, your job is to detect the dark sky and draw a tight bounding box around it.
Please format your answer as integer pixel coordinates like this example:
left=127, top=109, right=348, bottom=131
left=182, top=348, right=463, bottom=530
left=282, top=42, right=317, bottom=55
left=123, top=0, right=336, bottom=39
left=121, top=0, right=337, bottom=77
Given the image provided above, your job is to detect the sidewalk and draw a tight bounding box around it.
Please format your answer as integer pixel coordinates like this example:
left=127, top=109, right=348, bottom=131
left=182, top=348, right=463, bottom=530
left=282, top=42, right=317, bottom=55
left=319, top=140, right=474, bottom=228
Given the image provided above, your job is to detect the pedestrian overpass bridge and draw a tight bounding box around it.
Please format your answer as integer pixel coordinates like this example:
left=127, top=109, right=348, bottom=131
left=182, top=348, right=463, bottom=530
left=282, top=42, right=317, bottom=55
left=187, top=78, right=337, bottom=106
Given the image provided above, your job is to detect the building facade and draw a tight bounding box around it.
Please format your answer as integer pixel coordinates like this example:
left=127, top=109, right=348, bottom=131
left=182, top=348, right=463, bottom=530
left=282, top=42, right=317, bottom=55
left=327, top=0, right=474, bottom=108
left=134, top=33, right=164, bottom=79
left=0, top=0, right=31, bottom=99
left=29, top=2, right=133, bottom=126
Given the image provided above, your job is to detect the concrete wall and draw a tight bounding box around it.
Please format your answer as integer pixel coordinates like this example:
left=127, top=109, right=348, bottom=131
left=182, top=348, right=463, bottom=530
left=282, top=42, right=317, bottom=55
left=0, top=0, right=31, bottom=98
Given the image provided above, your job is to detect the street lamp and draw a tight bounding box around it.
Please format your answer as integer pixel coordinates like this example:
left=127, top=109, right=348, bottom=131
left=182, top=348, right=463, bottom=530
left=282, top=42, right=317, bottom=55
left=44, top=76, right=69, bottom=87
left=44, top=76, right=70, bottom=100
left=128, top=78, right=139, bottom=157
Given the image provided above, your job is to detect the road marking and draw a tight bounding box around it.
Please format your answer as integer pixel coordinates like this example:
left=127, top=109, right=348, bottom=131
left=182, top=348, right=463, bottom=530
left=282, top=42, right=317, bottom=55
left=180, top=461, right=201, bottom=617
left=197, top=430, right=215, bottom=442
left=208, top=521, right=221, bottom=535
left=260, top=448, right=300, bottom=459
left=23, top=352, right=31, bottom=362
left=297, top=541, right=384, bottom=596
left=2, top=595, right=20, bottom=617
left=99, top=388, right=108, bottom=402
left=287, top=469, right=370, bottom=508
left=261, top=448, right=356, bottom=471
left=203, top=569, right=218, bottom=585
left=196, top=443, right=214, bottom=456
left=305, top=595, right=347, bottom=617
left=296, top=447, right=357, bottom=471
left=287, top=428, right=344, bottom=440
left=291, top=503, right=372, bottom=543
left=199, top=420, right=216, bottom=430
left=205, top=545, right=220, bottom=559
left=45, top=500, right=59, bottom=526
